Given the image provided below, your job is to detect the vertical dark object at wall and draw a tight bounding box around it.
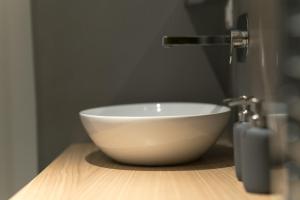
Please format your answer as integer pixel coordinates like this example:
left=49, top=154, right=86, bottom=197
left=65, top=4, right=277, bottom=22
left=236, top=13, right=248, bottom=63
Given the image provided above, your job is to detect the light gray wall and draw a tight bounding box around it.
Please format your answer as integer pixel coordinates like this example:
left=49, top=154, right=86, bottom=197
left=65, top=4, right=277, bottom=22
left=233, top=0, right=282, bottom=101
left=0, top=0, right=37, bottom=198
left=32, top=0, right=228, bottom=169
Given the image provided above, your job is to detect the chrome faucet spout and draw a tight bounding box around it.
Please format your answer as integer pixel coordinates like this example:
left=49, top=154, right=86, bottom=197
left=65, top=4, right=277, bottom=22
left=162, top=35, right=231, bottom=48
left=162, top=30, right=248, bottom=63
left=162, top=14, right=249, bottom=63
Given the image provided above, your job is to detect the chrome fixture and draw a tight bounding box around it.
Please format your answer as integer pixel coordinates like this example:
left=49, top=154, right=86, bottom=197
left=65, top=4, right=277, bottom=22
left=223, top=95, right=253, bottom=122
left=223, top=95, right=253, bottom=107
left=162, top=14, right=249, bottom=64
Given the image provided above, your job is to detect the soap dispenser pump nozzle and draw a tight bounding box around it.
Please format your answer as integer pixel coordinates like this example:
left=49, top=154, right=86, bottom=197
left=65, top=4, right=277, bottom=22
left=249, top=98, right=266, bottom=128
left=223, top=95, right=253, bottom=122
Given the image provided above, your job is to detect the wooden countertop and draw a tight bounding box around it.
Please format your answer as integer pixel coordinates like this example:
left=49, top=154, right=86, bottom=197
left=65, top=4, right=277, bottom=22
left=11, top=143, right=281, bottom=200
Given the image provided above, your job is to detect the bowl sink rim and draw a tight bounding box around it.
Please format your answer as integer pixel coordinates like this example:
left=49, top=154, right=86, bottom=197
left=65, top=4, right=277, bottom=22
left=79, top=102, right=230, bottom=119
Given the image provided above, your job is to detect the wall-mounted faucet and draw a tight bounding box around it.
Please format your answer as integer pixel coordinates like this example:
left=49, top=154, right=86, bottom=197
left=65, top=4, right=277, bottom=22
left=162, top=14, right=249, bottom=64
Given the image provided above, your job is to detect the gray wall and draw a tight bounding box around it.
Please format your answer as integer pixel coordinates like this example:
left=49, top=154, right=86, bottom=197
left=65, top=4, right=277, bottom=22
left=32, top=0, right=228, bottom=169
left=233, top=0, right=281, bottom=101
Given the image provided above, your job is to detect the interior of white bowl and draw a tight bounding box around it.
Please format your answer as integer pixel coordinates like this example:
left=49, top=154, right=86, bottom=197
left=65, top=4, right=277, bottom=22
left=80, top=102, right=230, bottom=118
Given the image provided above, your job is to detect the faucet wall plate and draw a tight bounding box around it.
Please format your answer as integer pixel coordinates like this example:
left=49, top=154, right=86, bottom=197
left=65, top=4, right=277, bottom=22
left=230, top=30, right=248, bottom=63
left=236, top=14, right=249, bottom=63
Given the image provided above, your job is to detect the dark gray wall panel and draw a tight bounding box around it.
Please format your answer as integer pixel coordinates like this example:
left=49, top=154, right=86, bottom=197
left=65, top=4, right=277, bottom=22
left=32, top=0, right=227, bottom=169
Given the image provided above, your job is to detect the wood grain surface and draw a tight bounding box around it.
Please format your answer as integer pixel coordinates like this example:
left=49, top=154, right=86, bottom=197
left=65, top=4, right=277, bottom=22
left=10, top=143, right=281, bottom=200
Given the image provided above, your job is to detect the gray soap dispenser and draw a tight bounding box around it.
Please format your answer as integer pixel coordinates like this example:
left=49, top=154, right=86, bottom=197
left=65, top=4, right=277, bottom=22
left=241, top=98, right=272, bottom=194
left=224, top=96, right=252, bottom=181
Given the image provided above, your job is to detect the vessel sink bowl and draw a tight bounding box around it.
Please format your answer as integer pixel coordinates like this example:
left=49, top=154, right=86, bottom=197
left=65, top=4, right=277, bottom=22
left=80, top=103, right=230, bottom=166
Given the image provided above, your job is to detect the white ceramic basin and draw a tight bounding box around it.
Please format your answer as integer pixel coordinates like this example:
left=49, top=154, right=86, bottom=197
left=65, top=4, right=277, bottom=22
left=80, top=103, right=230, bottom=166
